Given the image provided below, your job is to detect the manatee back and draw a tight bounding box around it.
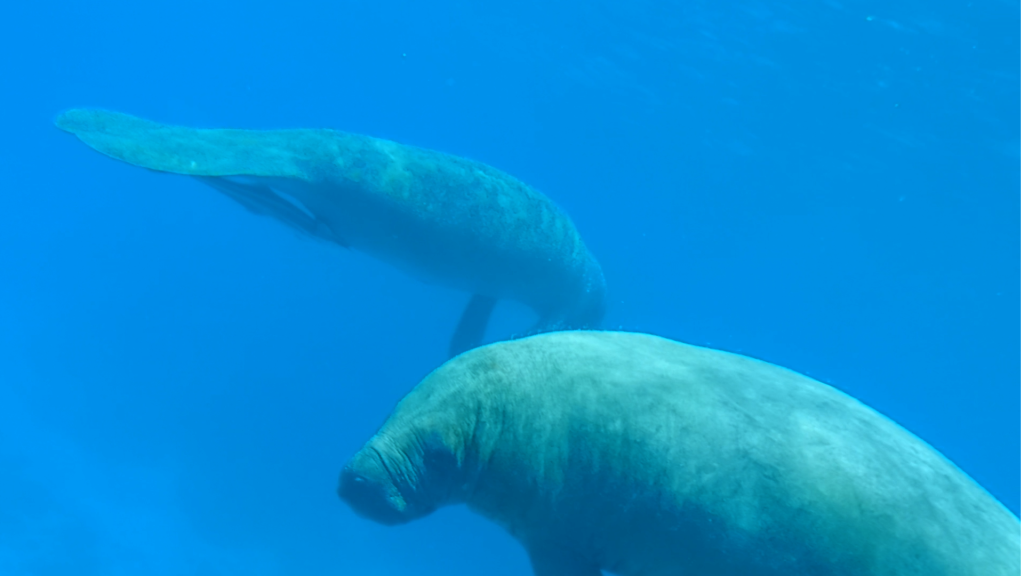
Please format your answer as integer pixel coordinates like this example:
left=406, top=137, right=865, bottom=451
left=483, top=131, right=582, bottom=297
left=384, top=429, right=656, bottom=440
left=451, top=331, right=1019, bottom=576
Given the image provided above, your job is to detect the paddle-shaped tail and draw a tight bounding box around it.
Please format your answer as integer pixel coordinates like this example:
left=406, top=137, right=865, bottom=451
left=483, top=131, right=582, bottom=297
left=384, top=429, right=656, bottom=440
left=54, top=108, right=350, bottom=180
left=55, top=108, right=355, bottom=245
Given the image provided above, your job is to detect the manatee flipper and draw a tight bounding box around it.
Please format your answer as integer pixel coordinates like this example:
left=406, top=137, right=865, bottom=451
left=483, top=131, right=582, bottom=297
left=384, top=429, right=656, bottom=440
left=194, top=176, right=346, bottom=246
left=448, top=294, right=497, bottom=358
left=54, top=108, right=330, bottom=179
left=526, top=545, right=601, bottom=576
left=55, top=108, right=351, bottom=245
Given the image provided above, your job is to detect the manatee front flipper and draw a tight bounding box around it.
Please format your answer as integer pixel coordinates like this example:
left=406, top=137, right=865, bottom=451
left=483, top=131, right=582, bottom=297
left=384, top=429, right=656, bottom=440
left=448, top=294, right=497, bottom=358
left=526, top=544, right=601, bottom=576
left=195, top=176, right=345, bottom=246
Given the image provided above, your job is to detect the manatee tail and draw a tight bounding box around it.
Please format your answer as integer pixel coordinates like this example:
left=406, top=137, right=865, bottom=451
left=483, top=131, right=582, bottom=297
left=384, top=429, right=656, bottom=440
left=54, top=108, right=317, bottom=180
left=448, top=294, right=497, bottom=358
left=55, top=108, right=356, bottom=245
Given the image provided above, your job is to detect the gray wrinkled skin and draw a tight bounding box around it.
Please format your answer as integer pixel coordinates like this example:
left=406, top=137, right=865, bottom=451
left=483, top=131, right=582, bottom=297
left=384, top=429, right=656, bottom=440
left=340, top=331, right=1020, bottom=576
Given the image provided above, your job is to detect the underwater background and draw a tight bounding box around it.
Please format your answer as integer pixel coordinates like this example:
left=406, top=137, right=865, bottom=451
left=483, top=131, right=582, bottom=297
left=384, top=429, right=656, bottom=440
left=0, top=0, right=1019, bottom=574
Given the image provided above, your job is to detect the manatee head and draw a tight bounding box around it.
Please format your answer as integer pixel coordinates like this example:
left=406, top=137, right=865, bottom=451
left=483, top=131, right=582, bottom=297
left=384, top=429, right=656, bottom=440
left=339, top=375, right=478, bottom=525
left=338, top=442, right=421, bottom=526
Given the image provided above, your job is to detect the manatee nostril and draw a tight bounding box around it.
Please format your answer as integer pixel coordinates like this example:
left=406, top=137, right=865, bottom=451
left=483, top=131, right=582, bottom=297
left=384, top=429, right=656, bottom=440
left=339, top=469, right=373, bottom=500
left=338, top=465, right=411, bottom=526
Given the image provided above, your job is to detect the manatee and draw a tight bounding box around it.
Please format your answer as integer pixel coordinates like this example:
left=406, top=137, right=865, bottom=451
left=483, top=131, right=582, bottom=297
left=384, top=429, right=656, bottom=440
left=54, top=109, right=605, bottom=356
left=339, top=331, right=1020, bottom=576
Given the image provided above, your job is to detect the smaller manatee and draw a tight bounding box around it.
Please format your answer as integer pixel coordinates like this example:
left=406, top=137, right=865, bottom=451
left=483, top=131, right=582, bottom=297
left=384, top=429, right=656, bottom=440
left=54, top=108, right=606, bottom=357
left=339, top=331, right=1020, bottom=576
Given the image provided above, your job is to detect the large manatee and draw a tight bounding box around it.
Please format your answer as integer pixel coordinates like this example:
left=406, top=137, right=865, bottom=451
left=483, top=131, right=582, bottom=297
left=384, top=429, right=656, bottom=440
left=339, top=331, right=1019, bottom=576
left=54, top=109, right=605, bottom=356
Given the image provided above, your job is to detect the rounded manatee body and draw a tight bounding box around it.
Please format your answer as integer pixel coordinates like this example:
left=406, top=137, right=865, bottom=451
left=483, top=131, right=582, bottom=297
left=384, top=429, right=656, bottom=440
left=339, top=331, right=1020, bottom=576
left=54, top=109, right=605, bottom=356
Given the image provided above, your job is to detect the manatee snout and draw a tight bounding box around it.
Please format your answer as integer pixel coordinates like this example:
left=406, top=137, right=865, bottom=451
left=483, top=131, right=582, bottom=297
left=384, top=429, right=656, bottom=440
left=338, top=448, right=412, bottom=526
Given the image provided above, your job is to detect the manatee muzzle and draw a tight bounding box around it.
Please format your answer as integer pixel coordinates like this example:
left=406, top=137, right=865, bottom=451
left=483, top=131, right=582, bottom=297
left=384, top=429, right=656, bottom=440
left=338, top=447, right=414, bottom=526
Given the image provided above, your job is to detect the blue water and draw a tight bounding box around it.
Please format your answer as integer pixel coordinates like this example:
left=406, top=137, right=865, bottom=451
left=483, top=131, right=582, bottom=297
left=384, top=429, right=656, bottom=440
left=0, top=0, right=1018, bottom=574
